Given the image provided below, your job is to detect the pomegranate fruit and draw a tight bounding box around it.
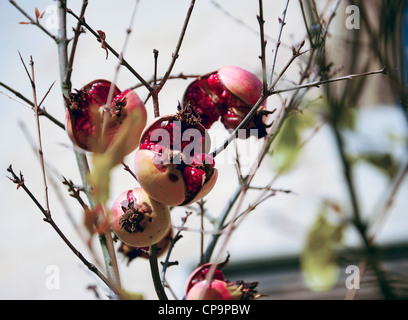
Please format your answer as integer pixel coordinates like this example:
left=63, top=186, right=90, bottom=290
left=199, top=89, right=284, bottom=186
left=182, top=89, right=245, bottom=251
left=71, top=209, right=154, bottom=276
left=65, top=79, right=147, bottom=154
left=134, top=105, right=218, bottom=206
left=186, top=279, right=260, bottom=300
left=184, top=258, right=229, bottom=295
left=111, top=187, right=171, bottom=247
left=183, top=66, right=268, bottom=137
left=185, top=257, right=261, bottom=300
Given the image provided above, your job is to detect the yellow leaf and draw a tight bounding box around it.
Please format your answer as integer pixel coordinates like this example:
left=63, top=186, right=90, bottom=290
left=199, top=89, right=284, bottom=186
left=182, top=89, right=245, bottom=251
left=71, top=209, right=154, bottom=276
left=88, top=108, right=144, bottom=205
left=300, top=202, right=344, bottom=292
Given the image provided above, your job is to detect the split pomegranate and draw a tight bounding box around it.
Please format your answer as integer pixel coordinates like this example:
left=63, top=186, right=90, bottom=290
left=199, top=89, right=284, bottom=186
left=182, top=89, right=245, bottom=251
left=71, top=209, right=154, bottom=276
left=134, top=105, right=218, bottom=206
left=184, top=259, right=261, bottom=300
left=184, top=258, right=229, bottom=296
left=111, top=187, right=171, bottom=247
left=183, top=66, right=268, bottom=138
left=186, top=279, right=261, bottom=300
left=65, top=79, right=147, bottom=154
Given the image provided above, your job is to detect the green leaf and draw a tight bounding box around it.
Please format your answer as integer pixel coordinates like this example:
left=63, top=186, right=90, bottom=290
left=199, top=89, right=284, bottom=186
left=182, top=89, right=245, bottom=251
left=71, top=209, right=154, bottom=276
left=357, top=152, right=397, bottom=179
left=300, top=202, right=344, bottom=292
left=269, top=110, right=316, bottom=173
left=337, top=104, right=357, bottom=131
left=88, top=153, right=116, bottom=205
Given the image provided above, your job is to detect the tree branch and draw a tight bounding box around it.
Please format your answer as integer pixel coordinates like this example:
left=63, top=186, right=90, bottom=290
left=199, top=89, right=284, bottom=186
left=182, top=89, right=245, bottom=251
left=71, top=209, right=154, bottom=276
left=6, top=165, right=120, bottom=297
left=9, top=0, right=58, bottom=42
left=158, top=0, right=196, bottom=91
left=66, top=6, right=151, bottom=91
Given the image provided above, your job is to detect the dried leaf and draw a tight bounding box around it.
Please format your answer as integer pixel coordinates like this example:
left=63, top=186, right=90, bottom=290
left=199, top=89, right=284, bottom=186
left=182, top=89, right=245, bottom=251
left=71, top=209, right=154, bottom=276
left=97, top=30, right=109, bottom=59
left=83, top=207, right=99, bottom=236
left=35, top=8, right=40, bottom=22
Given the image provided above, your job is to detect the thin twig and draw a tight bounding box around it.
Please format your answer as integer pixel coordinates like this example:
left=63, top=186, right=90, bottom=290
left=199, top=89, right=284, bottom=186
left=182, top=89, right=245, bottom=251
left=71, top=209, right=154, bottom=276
left=299, top=0, right=314, bottom=47
left=158, top=0, right=196, bottom=91
left=368, top=161, right=408, bottom=243
left=18, top=120, right=100, bottom=267
left=66, top=6, right=151, bottom=91
left=269, top=0, right=290, bottom=88
left=210, top=64, right=373, bottom=158
left=65, top=0, right=88, bottom=89
left=56, top=0, right=119, bottom=297
left=197, top=200, right=206, bottom=265
left=97, top=0, right=141, bottom=290
left=257, top=0, right=268, bottom=93
left=130, top=73, right=201, bottom=90
left=6, top=165, right=120, bottom=297
left=269, top=67, right=388, bottom=95
left=100, top=0, right=139, bottom=147
left=152, top=49, right=160, bottom=117
left=0, top=81, right=64, bottom=129
left=269, top=41, right=307, bottom=91
left=37, top=81, right=56, bottom=109
left=9, top=0, right=58, bottom=42
left=19, top=53, right=51, bottom=214
left=161, top=211, right=193, bottom=300
left=320, top=0, right=341, bottom=42
left=121, top=162, right=138, bottom=181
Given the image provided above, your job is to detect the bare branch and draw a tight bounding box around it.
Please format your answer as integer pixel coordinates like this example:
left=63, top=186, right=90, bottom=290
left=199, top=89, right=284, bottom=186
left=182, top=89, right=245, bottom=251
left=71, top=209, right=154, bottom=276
left=65, top=0, right=88, bottom=89
left=6, top=165, right=120, bottom=297
left=19, top=53, right=51, bottom=214
left=0, top=81, right=64, bottom=129
left=9, top=0, right=58, bottom=42
left=270, top=67, right=388, bottom=95
left=158, top=0, right=196, bottom=91
left=269, top=0, right=290, bottom=88
left=66, top=6, right=151, bottom=91
left=257, top=0, right=268, bottom=93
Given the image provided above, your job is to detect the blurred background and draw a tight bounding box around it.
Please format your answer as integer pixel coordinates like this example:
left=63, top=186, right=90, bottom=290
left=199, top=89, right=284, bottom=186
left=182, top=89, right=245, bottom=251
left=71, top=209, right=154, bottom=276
left=0, top=0, right=407, bottom=300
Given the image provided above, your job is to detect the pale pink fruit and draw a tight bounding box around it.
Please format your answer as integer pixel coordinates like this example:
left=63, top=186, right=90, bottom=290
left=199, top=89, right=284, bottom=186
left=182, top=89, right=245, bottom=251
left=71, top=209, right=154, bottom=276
left=185, top=279, right=261, bottom=300
left=134, top=106, right=218, bottom=206
left=183, top=66, right=268, bottom=137
left=111, top=187, right=171, bottom=247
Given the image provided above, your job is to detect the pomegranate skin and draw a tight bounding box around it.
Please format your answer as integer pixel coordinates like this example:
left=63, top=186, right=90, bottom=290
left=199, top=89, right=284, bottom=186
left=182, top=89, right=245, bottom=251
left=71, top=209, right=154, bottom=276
left=184, top=262, right=226, bottom=296
left=111, top=187, right=171, bottom=247
left=218, top=65, right=264, bottom=106
left=134, top=113, right=218, bottom=206
left=186, top=280, right=232, bottom=300
left=65, top=79, right=147, bottom=154
left=182, top=66, right=268, bottom=137
left=134, top=149, right=186, bottom=206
